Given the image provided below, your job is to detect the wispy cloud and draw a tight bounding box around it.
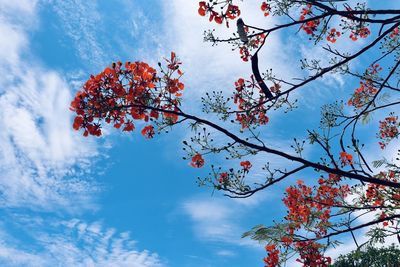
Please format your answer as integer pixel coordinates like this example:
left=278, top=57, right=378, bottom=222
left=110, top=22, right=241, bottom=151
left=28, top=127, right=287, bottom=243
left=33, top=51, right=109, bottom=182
left=0, top=217, right=162, bottom=267
left=49, top=1, right=107, bottom=68
left=216, top=249, right=236, bottom=257
left=0, top=3, right=163, bottom=266
left=182, top=196, right=267, bottom=249
left=183, top=198, right=239, bottom=243
left=0, top=2, right=100, bottom=210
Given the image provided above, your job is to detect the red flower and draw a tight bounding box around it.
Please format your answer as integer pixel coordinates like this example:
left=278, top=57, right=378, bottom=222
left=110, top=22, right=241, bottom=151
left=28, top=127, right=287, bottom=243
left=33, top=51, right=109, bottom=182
left=166, top=51, right=182, bottom=71
left=123, top=122, right=135, bottom=132
left=390, top=27, right=399, bottom=38
left=239, top=46, right=250, bottom=62
left=197, top=1, right=242, bottom=27
left=350, top=27, right=371, bottom=41
left=339, top=151, right=353, bottom=165
left=73, top=116, right=84, bottom=130
left=240, top=160, right=252, bottom=171
left=264, top=244, right=279, bottom=267
left=163, top=111, right=179, bottom=124
left=226, top=4, right=240, bottom=20
left=191, top=154, right=205, bottom=168
left=300, top=19, right=320, bottom=36
left=348, top=79, right=378, bottom=109
left=141, top=125, right=155, bottom=139
left=261, top=2, right=271, bottom=17
left=214, top=13, right=223, bottom=24
left=378, top=114, right=399, bottom=149
left=295, top=241, right=331, bottom=266
left=198, top=1, right=207, bottom=16
left=327, top=28, right=341, bottom=43
left=281, top=236, right=293, bottom=246
left=219, top=172, right=229, bottom=183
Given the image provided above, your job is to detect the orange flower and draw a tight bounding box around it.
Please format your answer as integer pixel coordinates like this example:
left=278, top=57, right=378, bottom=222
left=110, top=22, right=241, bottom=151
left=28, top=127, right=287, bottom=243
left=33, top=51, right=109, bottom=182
left=240, top=160, right=252, bottom=171
left=141, top=125, right=155, bottom=139
left=226, top=4, right=240, bottom=20
left=191, top=154, right=205, bottom=168
left=198, top=1, right=207, bottom=16
left=123, top=122, right=135, bottom=132
left=281, top=236, right=293, bottom=246
left=261, top=2, right=271, bottom=17
left=327, top=28, right=341, bottom=43
left=264, top=244, right=279, bottom=267
left=73, top=116, right=84, bottom=130
left=339, top=152, right=353, bottom=165
left=219, top=172, right=228, bottom=183
left=70, top=52, right=183, bottom=138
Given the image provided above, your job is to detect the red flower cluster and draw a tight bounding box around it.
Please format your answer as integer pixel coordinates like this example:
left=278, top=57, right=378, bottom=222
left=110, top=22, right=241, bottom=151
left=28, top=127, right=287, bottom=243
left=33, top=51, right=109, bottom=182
left=239, top=46, right=250, bottom=62
left=339, top=151, right=353, bottom=166
left=349, top=27, right=370, bottom=41
left=240, top=160, right=252, bottom=172
left=233, top=78, right=270, bottom=129
left=238, top=30, right=266, bottom=62
left=348, top=64, right=381, bottom=108
left=218, top=172, right=229, bottom=183
left=198, top=1, right=240, bottom=26
left=284, top=181, right=313, bottom=233
left=191, top=153, right=205, bottom=168
left=390, top=27, right=399, bottom=39
left=365, top=183, right=385, bottom=206
left=264, top=244, right=279, bottom=267
left=261, top=2, right=271, bottom=17
left=141, top=125, right=155, bottom=139
left=378, top=115, right=399, bottom=149
left=296, top=241, right=332, bottom=267
left=70, top=52, right=184, bottom=138
left=299, top=4, right=320, bottom=36
left=347, top=80, right=378, bottom=108
left=359, top=171, right=400, bottom=208
left=283, top=174, right=349, bottom=237
left=261, top=174, right=349, bottom=266
left=301, top=19, right=320, bottom=36
left=299, top=4, right=312, bottom=21
left=326, top=28, right=341, bottom=43
left=368, top=63, right=383, bottom=75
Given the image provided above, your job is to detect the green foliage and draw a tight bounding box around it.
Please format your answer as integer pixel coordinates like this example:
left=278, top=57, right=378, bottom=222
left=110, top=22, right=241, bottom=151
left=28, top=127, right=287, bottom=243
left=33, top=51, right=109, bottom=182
left=332, top=244, right=400, bottom=267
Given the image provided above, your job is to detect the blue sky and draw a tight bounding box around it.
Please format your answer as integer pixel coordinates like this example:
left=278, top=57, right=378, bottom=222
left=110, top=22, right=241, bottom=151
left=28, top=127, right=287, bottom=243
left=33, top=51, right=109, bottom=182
left=0, top=1, right=399, bottom=267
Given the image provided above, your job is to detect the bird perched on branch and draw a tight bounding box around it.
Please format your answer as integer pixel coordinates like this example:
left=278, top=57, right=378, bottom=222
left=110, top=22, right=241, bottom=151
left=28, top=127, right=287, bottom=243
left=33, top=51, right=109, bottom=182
left=237, top=18, right=273, bottom=99
left=237, top=18, right=248, bottom=44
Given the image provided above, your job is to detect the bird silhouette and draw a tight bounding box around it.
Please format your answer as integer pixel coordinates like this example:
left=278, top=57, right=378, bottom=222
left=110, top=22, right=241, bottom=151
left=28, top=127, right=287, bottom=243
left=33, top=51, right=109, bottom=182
left=237, top=18, right=249, bottom=44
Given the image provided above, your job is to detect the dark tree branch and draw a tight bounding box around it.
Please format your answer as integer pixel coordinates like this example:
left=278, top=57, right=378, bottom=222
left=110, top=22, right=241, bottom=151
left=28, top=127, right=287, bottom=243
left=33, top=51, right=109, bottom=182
left=119, top=103, right=400, bottom=188
left=251, top=52, right=273, bottom=99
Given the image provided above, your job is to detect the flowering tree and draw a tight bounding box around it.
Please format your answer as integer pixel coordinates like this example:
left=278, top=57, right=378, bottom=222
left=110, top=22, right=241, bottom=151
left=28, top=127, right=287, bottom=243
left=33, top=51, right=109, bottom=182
left=70, top=1, right=400, bottom=266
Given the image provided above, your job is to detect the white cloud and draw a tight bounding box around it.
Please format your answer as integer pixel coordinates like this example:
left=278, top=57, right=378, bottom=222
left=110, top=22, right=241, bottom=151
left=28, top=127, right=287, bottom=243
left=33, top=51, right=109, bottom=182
left=49, top=1, right=107, bottom=67
left=0, top=68, right=97, bottom=208
left=47, top=0, right=164, bottom=70
left=0, top=10, right=100, bottom=210
left=183, top=198, right=239, bottom=242
left=0, top=218, right=162, bottom=267
left=0, top=0, right=37, bottom=27
left=0, top=3, right=164, bottom=267
left=216, top=249, right=236, bottom=257
left=183, top=196, right=263, bottom=249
